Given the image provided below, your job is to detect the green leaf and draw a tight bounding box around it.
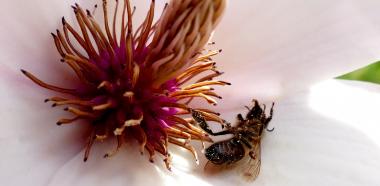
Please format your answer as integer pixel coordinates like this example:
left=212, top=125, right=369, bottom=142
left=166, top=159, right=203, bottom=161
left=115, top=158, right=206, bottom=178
left=338, top=61, right=380, bottom=84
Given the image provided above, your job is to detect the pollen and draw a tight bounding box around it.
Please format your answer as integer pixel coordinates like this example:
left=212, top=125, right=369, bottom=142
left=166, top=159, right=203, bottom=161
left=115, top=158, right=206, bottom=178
left=21, top=0, right=226, bottom=170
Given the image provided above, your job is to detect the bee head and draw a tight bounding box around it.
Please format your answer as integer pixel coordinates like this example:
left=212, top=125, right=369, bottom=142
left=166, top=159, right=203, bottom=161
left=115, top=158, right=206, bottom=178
left=246, top=105, right=263, bottom=120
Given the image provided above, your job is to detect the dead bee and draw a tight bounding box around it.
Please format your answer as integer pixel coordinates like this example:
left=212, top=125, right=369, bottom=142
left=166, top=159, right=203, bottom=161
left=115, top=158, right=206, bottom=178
left=191, top=99, right=274, bottom=180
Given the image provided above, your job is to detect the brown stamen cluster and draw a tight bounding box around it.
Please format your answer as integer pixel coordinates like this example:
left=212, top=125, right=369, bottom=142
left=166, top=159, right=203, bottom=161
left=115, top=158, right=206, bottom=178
left=21, top=0, right=226, bottom=170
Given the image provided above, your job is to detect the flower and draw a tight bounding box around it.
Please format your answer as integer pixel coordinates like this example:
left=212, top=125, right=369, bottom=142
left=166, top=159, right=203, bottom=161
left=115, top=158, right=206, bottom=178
left=2, top=0, right=380, bottom=186
left=20, top=0, right=227, bottom=169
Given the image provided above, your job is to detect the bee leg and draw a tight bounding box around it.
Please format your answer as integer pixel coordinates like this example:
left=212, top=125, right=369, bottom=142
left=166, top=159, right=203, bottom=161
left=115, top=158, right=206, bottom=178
left=237, top=113, right=245, bottom=122
left=265, top=102, right=275, bottom=132
left=241, top=137, right=253, bottom=149
left=249, top=151, right=256, bottom=160
left=191, top=109, right=231, bottom=136
left=246, top=99, right=264, bottom=120
left=209, top=130, right=233, bottom=136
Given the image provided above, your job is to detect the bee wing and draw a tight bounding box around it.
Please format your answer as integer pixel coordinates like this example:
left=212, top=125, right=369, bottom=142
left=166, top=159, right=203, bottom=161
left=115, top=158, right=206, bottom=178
left=238, top=141, right=261, bottom=181
left=203, top=160, right=231, bottom=176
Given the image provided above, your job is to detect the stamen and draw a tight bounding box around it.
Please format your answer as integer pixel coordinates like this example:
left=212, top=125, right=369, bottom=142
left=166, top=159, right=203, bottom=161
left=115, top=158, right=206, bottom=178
left=62, top=18, right=87, bottom=59
left=56, top=116, right=80, bottom=125
left=132, top=63, right=140, bottom=88
left=145, top=143, right=155, bottom=163
left=165, top=126, right=191, bottom=143
left=21, top=69, right=76, bottom=94
left=193, top=49, right=221, bottom=64
left=102, top=0, right=115, bottom=46
left=169, top=86, right=213, bottom=97
left=52, top=99, right=92, bottom=107
left=168, top=137, right=199, bottom=164
left=134, top=126, right=148, bottom=154
left=51, top=33, right=66, bottom=57
left=104, top=135, right=123, bottom=158
left=176, top=93, right=218, bottom=105
left=196, top=71, right=223, bottom=83
left=112, top=0, right=120, bottom=46
left=62, top=17, right=91, bottom=54
left=65, top=107, right=97, bottom=118
left=92, top=99, right=116, bottom=110
left=63, top=59, right=89, bottom=83
left=84, top=130, right=96, bottom=162
left=184, top=80, right=230, bottom=90
left=97, top=81, right=114, bottom=92
left=114, top=115, right=144, bottom=135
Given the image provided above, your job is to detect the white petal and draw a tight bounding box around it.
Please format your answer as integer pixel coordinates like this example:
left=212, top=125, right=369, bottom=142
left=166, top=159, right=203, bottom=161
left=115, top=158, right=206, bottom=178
left=0, top=73, right=89, bottom=185
left=213, top=0, right=380, bottom=106
left=2, top=1, right=380, bottom=185
left=0, top=0, right=171, bottom=185
left=0, top=1, right=100, bottom=185
left=46, top=79, right=380, bottom=186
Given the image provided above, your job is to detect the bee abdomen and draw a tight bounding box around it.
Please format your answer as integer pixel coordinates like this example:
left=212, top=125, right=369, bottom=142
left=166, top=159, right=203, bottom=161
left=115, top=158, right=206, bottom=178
left=205, top=140, right=245, bottom=165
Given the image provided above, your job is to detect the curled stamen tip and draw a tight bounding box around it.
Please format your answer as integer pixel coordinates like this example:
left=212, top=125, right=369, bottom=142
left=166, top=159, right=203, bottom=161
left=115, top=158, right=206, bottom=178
left=52, top=103, right=57, bottom=107
left=83, top=157, right=88, bottom=162
left=20, top=69, right=27, bottom=74
left=61, top=17, right=66, bottom=24
left=64, top=107, right=69, bottom=111
left=123, top=91, right=134, bottom=97
left=218, top=49, right=223, bottom=53
left=184, top=139, right=191, bottom=145
left=44, top=99, right=49, bottom=103
left=113, top=128, right=124, bottom=136
left=56, top=122, right=62, bottom=126
left=103, top=154, right=109, bottom=158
